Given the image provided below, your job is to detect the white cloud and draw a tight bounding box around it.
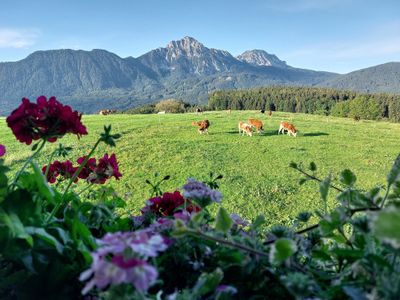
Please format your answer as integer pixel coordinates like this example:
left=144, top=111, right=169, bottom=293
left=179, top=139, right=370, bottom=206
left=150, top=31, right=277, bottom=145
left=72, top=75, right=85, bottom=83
left=0, top=28, right=40, bottom=49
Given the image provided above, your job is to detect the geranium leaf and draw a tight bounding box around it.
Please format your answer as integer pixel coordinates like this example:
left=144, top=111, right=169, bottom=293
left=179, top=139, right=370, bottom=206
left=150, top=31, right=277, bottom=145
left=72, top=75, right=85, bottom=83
left=269, top=238, right=297, bottom=265
left=215, top=207, right=233, bottom=233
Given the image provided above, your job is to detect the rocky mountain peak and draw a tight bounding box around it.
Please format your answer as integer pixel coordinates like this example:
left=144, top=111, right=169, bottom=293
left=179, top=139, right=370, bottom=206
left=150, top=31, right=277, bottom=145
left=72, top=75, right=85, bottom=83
left=166, top=36, right=206, bottom=59
left=237, top=50, right=287, bottom=68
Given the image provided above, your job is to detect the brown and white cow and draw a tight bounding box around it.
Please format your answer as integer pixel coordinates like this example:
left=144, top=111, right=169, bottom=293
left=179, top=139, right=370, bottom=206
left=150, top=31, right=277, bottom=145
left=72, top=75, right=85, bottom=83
left=278, top=121, right=298, bottom=137
left=248, top=118, right=264, bottom=134
left=238, top=121, right=253, bottom=136
left=192, top=120, right=210, bottom=134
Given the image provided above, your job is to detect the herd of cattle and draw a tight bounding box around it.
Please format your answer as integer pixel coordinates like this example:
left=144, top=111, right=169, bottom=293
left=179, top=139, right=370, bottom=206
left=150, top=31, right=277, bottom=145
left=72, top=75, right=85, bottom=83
left=98, top=108, right=298, bottom=137
left=192, top=117, right=298, bottom=137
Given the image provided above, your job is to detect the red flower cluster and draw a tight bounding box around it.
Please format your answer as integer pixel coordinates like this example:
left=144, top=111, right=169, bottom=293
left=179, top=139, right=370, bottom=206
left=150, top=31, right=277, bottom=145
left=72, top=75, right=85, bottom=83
left=144, top=191, right=201, bottom=217
left=42, top=160, right=77, bottom=183
left=6, top=96, right=87, bottom=145
left=42, top=153, right=122, bottom=184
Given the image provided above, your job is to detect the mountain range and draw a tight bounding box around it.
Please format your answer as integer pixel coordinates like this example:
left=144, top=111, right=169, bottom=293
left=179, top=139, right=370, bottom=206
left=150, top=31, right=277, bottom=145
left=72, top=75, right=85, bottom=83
left=0, top=36, right=399, bottom=114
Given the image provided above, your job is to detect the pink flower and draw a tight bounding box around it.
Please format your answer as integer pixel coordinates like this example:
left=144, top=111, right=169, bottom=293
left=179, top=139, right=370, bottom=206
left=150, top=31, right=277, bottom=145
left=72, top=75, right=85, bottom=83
left=80, top=230, right=168, bottom=295
left=0, top=144, right=5, bottom=157
left=6, top=96, right=87, bottom=145
left=79, top=254, right=158, bottom=295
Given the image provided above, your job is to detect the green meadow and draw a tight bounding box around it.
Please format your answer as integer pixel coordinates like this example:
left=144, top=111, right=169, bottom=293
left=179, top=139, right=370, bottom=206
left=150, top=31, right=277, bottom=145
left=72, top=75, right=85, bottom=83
left=1, top=111, right=399, bottom=225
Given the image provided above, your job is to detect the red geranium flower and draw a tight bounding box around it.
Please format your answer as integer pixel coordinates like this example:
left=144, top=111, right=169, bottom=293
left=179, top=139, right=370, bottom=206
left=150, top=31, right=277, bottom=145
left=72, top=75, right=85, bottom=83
left=144, top=191, right=201, bottom=217
left=42, top=160, right=78, bottom=183
left=76, top=153, right=122, bottom=184
left=6, top=96, right=87, bottom=145
left=77, top=156, right=97, bottom=180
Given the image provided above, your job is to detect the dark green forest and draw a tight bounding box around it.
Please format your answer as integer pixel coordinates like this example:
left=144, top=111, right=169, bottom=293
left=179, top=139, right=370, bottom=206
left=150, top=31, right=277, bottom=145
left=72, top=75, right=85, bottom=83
left=208, top=86, right=400, bottom=122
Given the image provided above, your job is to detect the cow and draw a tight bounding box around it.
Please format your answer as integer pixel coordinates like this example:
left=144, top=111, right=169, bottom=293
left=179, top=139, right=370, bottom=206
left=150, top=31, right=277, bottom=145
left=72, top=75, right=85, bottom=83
left=99, top=109, right=117, bottom=115
left=260, top=109, right=265, bottom=114
left=353, top=116, right=360, bottom=121
left=268, top=110, right=272, bottom=117
left=278, top=121, right=298, bottom=137
left=238, top=121, right=253, bottom=136
left=192, top=120, right=210, bottom=134
left=248, top=118, right=264, bottom=134
left=196, top=108, right=203, bottom=115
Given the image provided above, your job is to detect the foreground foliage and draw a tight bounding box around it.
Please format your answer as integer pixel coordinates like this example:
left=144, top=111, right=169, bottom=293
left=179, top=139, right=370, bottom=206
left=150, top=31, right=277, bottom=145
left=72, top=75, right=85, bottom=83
left=1, top=96, right=400, bottom=299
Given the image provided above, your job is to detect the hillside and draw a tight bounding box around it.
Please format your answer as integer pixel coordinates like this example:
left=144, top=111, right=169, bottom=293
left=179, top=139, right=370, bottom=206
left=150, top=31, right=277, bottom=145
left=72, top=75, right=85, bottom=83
left=319, top=62, right=400, bottom=93
left=0, top=37, right=338, bottom=115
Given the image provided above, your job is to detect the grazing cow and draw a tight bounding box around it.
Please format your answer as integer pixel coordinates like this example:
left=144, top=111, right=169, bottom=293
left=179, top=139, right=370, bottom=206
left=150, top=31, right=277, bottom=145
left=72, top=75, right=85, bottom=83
left=353, top=116, right=360, bottom=121
left=248, top=118, right=264, bottom=134
left=278, top=121, right=298, bottom=137
left=196, top=108, right=203, bottom=115
left=260, top=109, right=265, bottom=114
left=238, top=121, right=253, bottom=136
left=192, top=120, right=210, bottom=134
left=99, top=109, right=117, bottom=115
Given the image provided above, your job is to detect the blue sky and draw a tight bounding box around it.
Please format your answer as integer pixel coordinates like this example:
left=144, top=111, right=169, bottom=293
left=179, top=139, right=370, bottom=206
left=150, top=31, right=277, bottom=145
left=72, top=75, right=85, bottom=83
left=0, top=0, right=399, bottom=73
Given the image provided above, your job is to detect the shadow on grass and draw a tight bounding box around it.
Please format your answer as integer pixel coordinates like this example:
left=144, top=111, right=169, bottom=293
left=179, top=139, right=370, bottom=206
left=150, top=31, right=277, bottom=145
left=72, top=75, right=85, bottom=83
left=225, top=130, right=277, bottom=136
left=302, top=132, right=329, bottom=137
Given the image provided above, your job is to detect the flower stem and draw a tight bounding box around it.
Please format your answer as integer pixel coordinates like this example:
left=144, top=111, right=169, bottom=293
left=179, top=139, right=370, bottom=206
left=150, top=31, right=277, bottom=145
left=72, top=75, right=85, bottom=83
left=77, top=183, right=94, bottom=196
left=11, top=139, right=46, bottom=186
left=186, top=228, right=269, bottom=258
left=44, top=151, right=56, bottom=179
left=46, top=138, right=101, bottom=223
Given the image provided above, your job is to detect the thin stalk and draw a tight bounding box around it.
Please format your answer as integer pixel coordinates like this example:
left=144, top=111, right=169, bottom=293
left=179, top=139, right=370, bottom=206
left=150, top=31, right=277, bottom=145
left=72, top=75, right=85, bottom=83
left=296, top=168, right=344, bottom=192
left=187, top=228, right=269, bottom=258
left=379, top=184, right=391, bottom=208
left=264, top=206, right=381, bottom=245
left=46, top=138, right=101, bottom=223
left=44, top=151, right=56, bottom=179
left=77, top=183, right=94, bottom=196
left=11, top=139, right=46, bottom=186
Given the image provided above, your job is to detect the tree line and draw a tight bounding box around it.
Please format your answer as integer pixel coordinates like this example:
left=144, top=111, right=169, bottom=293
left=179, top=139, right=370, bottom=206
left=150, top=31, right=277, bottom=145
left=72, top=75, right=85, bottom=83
left=208, top=86, right=400, bottom=122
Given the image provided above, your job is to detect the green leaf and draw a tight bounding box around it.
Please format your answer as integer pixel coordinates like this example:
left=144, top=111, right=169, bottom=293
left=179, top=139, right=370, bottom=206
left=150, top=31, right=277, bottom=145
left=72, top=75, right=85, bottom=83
left=269, top=238, right=297, bottom=265
left=387, top=154, right=400, bottom=185
left=319, top=174, right=331, bottom=214
left=0, top=209, right=33, bottom=246
left=192, top=268, right=224, bottom=297
left=343, top=286, right=368, bottom=300
left=215, top=207, right=233, bottom=233
left=171, top=219, right=188, bottom=238
left=31, top=162, right=55, bottom=203
left=309, top=162, right=317, bottom=171
left=340, top=169, right=357, bottom=186
left=372, top=208, right=400, bottom=248
left=250, top=215, right=265, bottom=231
left=25, top=227, right=64, bottom=254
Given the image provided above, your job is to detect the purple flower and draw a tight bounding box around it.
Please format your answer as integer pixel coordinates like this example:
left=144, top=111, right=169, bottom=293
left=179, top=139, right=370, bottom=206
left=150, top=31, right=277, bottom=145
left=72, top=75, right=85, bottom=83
left=182, top=178, right=223, bottom=204
left=148, top=217, right=174, bottom=233
left=0, top=144, right=5, bottom=157
left=97, top=230, right=168, bottom=259
left=80, top=230, right=168, bottom=295
left=80, top=254, right=158, bottom=295
left=230, top=213, right=249, bottom=226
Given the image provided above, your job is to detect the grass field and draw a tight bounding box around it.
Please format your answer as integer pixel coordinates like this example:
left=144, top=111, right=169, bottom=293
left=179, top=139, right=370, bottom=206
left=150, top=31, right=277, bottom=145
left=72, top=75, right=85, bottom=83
left=1, top=111, right=400, bottom=225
